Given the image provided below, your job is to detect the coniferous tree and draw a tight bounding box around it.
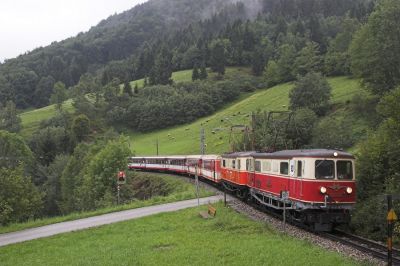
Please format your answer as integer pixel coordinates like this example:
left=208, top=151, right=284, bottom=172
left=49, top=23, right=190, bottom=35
left=123, top=81, right=133, bottom=96
left=199, top=62, right=208, bottom=80
left=0, top=101, right=21, bottom=133
left=210, top=39, right=227, bottom=76
left=192, top=64, right=200, bottom=81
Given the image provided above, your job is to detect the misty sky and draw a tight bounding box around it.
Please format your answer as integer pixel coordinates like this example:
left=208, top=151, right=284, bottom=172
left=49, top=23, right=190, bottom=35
left=0, top=0, right=148, bottom=62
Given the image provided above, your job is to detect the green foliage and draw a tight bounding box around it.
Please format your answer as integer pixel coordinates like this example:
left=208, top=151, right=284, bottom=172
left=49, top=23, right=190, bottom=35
left=149, top=45, right=173, bottom=85
left=0, top=166, right=43, bottom=225
left=199, top=63, right=208, bottom=80
left=75, top=137, right=131, bottom=211
left=264, top=60, right=280, bottom=87
left=192, top=64, right=200, bottom=81
left=34, top=76, right=55, bottom=108
left=353, top=87, right=400, bottom=241
left=71, top=114, right=91, bottom=142
left=50, top=82, right=68, bottom=110
left=122, top=81, right=133, bottom=96
left=289, top=72, right=332, bottom=115
left=311, top=116, right=355, bottom=149
left=210, top=39, right=229, bottom=75
left=0, top=101, right=21, bottom=133
left=276, top=44, right=297, bottom=82
left=39, top=155, right=70, bottom=216
left=0, top=130, right=33, bottom=169
left=59, top=143, right=95, bottom=214
left=324, top=17, right=359, bottom=76
left=293, top=41, right=321, bottom=76
left=350, top=0, right=400, bottom=95
left=28, top=126, right=72, bottom=166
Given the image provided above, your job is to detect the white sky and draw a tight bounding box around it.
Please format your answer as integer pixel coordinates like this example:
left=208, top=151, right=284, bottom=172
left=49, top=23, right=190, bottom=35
left=0, top=0, right=148, bottom=62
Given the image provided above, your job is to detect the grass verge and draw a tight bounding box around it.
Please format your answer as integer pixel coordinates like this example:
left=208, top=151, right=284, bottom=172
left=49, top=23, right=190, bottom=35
left=0, top=202, right=362, bottom=266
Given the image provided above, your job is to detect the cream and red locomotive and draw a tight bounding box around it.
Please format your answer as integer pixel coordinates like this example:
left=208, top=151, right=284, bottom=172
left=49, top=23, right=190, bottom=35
left=128, top=149, right=356, bottom=231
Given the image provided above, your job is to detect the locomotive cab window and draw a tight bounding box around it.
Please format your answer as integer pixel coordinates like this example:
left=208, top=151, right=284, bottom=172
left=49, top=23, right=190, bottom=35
left=315, top=160, right=334, bottom=179
left=237, top=159, right=241, bottom=170
left=280, top=162, right=289, bottom=175
left=222, top=160, right=226, bottom=167
left=232, top=160, right=236, bottom=169
left=337, top=161, right=353, bottom=180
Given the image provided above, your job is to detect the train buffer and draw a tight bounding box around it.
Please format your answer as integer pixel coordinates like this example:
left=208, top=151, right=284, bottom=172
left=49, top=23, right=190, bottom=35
left=199, top=204, right=217, bottom=219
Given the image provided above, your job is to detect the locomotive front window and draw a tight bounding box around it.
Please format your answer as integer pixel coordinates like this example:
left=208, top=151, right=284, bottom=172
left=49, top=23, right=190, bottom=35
left=337, top=161, right=353, bottom=180
left=315, top=160, right=334, bottom=179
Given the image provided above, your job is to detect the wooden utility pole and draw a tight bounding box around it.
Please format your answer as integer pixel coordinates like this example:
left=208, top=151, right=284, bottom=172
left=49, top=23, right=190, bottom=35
left=156, top=138, right=159, bottom=155
left=200, top=127, right=205, bottom=155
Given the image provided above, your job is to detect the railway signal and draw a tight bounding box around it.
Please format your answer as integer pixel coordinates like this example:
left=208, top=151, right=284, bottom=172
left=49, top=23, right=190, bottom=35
left=387, top=194, right=398, bottom=266
left=117, top=171, right=126, bottom=205
left=117, top=171, right=126, bottom=184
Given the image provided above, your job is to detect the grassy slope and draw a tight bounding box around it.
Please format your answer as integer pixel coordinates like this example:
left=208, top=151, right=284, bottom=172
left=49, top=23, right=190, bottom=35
left=18, top=68, right=242, bottom=137
left=130, top=77, right=362, bottom=155
left=0, top=172, right=213, bottom=234
left=19, top=100, right=74, bottom=137
left=0, top=202, right=360, bottom=266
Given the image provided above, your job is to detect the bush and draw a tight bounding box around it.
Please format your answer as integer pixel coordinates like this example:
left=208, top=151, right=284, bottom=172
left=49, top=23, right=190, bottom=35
left=289, top=72, right=331, bottom=116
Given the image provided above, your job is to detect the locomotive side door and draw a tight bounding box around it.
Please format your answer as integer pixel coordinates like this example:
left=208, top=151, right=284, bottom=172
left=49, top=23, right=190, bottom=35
left=247, top=158, right=255, bottom=187
left=289, top=160, right=295, bottom=198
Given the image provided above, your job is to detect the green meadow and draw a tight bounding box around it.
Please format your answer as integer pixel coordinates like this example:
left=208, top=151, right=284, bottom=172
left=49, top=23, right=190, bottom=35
left=0, top=202, right=362, bottom=266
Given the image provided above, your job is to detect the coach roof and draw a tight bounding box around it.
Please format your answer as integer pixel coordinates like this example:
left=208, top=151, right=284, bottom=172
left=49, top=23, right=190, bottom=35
left=252, top=149, right=355, bottom=159
left=222, top=151, right=256, bottom=158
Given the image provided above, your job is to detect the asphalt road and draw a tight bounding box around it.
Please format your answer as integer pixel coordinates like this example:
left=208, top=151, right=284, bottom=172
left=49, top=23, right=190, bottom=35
left=0, top=195, right=223, bottom=247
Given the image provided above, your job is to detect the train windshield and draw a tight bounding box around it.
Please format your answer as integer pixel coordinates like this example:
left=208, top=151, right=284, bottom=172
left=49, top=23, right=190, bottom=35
left=315, top=160, right=334, bottom=179
left=337, top=161, right=353, bottom=180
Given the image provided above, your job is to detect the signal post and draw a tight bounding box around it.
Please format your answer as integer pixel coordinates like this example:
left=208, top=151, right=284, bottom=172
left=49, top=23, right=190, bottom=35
left=117, top=171, right=126, bottom=205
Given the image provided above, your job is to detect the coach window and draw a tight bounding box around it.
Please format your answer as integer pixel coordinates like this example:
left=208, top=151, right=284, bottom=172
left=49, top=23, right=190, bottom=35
left=337, top=161, right=353, bottom=180
left=315, top=160, right=334, bottom=179
left=255, top=160, right=261, bottom=172
left=262, top=161, right=271, bottom=173
left=222, top=160, right=226, bottom=167
left=237, top=159, right=241, bottom=170
left=297, top=161, right=302, bottom=177
left=280, top=162, right=289, bottom=175
left=232, top=160, right=236, bottom=169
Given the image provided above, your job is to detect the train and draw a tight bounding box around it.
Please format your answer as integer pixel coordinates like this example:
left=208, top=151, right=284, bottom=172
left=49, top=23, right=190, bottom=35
left=128, top=149, right=356, bottom=231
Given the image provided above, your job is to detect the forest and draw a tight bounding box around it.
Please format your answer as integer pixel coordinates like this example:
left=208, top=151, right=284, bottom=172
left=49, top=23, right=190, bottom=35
left=1, top=0, right=400, bottom=243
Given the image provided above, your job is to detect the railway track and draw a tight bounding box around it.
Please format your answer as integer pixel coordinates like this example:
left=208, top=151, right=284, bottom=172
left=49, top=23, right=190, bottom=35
left=321, top=230, right=400, bottom=265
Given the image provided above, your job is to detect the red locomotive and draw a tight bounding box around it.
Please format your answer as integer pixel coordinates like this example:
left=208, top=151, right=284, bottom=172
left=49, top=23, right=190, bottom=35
left=128, top=149, right=356, bottom=231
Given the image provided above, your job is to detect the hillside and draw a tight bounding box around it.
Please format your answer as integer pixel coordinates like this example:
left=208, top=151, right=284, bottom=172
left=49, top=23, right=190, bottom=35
left=18, top=67, right=248, bottom=137
left=129, top=76, right=363, bottom=155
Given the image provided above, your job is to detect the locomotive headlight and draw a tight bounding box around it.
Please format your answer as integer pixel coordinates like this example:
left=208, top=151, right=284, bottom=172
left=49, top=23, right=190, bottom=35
left=346, top=187, right=353, bottom=194
left=320, top=186, right=327, bottom=194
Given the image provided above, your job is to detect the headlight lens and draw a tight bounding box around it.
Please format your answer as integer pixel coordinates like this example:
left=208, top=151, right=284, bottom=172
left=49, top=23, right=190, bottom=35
left=320, top=186, right=327, bottom=194
left=346, top=187, right=353, bottom=194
